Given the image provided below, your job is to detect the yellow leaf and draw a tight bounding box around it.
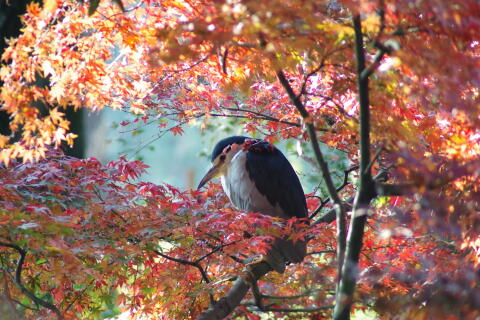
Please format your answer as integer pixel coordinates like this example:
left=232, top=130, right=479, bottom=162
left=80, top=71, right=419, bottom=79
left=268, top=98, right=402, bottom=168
left=0, top=135, right=9, bottom=148
left=43, top=0, right=58, bottom=14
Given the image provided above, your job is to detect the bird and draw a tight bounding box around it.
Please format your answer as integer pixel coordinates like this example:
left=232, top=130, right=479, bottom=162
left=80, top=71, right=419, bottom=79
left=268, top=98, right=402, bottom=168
left=197, top=136, right=308, bottom=273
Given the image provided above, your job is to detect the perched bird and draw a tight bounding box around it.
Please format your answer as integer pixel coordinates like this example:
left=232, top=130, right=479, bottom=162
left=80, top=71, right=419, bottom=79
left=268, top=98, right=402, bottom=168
left=197, top=136, right=308, bottom=273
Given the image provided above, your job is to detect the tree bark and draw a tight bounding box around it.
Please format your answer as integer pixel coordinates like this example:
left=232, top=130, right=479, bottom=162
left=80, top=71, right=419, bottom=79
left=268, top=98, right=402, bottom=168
left=197, top=262, right=271, bottom=320
left=333, top=15, right=376, bottom=320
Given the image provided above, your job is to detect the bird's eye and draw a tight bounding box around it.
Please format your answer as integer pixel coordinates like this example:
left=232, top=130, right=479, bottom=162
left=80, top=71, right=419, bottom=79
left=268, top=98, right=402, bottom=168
left=219, top=154, right=226, bottom=161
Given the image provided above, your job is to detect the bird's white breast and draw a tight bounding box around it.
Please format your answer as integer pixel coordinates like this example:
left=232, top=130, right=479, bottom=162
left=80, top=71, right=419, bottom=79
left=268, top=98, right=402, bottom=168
left=221, top=150, right=286, bottom=218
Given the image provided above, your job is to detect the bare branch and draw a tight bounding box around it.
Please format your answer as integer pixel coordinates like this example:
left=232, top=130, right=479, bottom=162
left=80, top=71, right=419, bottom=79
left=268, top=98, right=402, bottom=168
left=311, top=167, right=393, bottom=227
left=297, top=61, right=326, bottom=99
left=309, top=165, right=359, bottom=220
left=194, top=242, right=234, bottom=264
left=152, top=249, right=211, bottom=284
left=63, top=279, right=94, bottom=313
left=276, top=71, right=343, bottom=206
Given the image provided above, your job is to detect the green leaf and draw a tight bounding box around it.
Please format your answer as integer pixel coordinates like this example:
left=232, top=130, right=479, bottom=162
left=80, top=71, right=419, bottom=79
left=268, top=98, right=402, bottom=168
left=141, top=286, right=155, bottom=295
left=73, top=282, right=87, bottom=290
left=88, top=0, right=100, bottom=16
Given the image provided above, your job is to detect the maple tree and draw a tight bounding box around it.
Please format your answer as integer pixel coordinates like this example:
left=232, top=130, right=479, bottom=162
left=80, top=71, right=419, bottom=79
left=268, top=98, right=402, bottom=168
left=1, top=0, right=479, bottom=319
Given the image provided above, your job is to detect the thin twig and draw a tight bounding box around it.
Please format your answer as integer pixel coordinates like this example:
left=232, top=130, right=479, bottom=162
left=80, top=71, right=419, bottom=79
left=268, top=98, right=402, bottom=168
left=309, top=165, right=359, bottom=220
left=152, top=249, right=211, bottom=284
left=221, top=106, right=331, bottom=132
left=153, top=249, right=215, bottom=304
left=307, top=250, right=336, bottom=256
left=63, top=279, right=95, bottom=313
left=364, top=146, right=383, bottom=176
left=250, top=278, right=334, bottom=313
left=297, top=61, right=326, bottom=99
left=306, top=92, right=358, bottom=122
left=247, top=304, right=334, bottom=313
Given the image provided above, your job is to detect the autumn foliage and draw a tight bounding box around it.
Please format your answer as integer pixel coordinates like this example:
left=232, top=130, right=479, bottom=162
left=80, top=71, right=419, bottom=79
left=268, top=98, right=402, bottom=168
left=0, top=0, right=479, bottom=319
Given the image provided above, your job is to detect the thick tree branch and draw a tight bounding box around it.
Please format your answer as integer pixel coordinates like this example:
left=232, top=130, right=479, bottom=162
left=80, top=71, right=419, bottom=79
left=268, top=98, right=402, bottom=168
left=221, top=47, right=229, bottom=75
left=276, top=69, right=345, bottom=210
left=0, top=242, right=63, bottom=319
left=333, top=15, right=376, bottom=320
left=197, top=262, right=272, bottom=320
left=276, top=69, right=348, bottom=292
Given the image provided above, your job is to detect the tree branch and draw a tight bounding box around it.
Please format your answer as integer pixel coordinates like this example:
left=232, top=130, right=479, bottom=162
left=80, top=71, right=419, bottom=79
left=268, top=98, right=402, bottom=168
left=221, top=47, right=229, bottom=75
left=246, top=304, right=334, bottom=313
left=0, top=242, right=63, bottom=319
left=220, top=106, right=331, bottom=132
left=276, top=69, right=348, bottom=298
left=309, top=165, right=359, bottom=220
left=153, top=249, right=215, bottom=304
left=249, top=278, right=333, bottom=313
left=360, top=46, right=389, bottom=80
left=333, top=15, right=376, bottom=320
left=311, top=167, right=396, bottom=227
left=152, top=249, right=212, bottom=284
left=197, top=262, right=272, bottom=320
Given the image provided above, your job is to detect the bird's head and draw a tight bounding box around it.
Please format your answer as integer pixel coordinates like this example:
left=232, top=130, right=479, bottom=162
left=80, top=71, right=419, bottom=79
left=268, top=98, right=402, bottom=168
left=197, top=136, right=250, bottom=190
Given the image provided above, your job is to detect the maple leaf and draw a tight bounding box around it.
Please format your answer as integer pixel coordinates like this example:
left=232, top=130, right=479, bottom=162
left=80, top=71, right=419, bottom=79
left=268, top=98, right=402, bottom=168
left=170, top=126, right=184, bottom=136
left=0, top=0, right=479, bottom=319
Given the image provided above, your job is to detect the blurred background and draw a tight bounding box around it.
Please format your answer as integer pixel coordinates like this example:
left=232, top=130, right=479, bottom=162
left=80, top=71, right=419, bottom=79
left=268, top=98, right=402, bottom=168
left=81, top=108, right=348, bottom=195
left=0, top=0, right=349, bottom=195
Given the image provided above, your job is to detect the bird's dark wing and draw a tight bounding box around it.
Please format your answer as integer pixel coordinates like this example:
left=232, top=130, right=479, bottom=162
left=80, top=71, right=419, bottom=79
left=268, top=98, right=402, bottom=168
left=245, top=141, right=307, bottom=219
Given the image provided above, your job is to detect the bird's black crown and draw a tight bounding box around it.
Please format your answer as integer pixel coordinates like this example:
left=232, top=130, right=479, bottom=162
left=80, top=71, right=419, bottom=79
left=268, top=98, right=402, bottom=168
left=211, top=136, right=249, bottom=162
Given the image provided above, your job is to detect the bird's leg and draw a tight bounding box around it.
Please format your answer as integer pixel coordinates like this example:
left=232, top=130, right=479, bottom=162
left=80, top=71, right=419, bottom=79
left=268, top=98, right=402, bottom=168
left=250, top=278, right=265, bottom=311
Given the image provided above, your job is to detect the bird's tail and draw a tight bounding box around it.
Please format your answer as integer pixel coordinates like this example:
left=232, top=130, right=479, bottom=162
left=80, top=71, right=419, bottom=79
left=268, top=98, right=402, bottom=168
left=265, top=237, right=307, bottom=273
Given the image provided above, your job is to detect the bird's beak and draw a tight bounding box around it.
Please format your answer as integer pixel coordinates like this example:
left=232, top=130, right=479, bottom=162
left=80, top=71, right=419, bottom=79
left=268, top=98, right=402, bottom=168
left=197, top=165, right=221, bottom=190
